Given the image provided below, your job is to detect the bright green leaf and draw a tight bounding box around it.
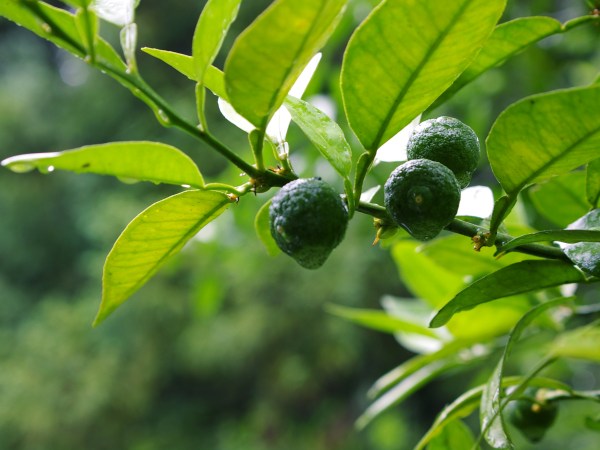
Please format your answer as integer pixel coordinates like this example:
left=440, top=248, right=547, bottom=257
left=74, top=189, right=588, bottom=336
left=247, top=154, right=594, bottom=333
left=254, top=200, right=280, bottom=256
left=529, top=171, right=589, bottom=228
left=284, top=96, right=352, bottom=178
left=224, top=0, right=347, bottom=129
left=94, top=190, right=231, bottom=325
left=341, top=0, right=506, bottom=151
left=480, top=298, right=573, bottom=449
left=562, top=209, right=600, bottom=277
left=325, top=303, right=438, bottom=337
left=141, top=48, right=228, bottom=100
left=432, top=16, right=561, bottom=109
left=551, top=322, right=600, bottom=361
left=497, top=230, right=600, bottom=255
left=587, top=159, right=600, bottom=208
left=1, top=142, right=204, bottom=188
left=487, top=86, right=600, bottom=195
left=192, top=0, right=241, bottom=83
left=427, top=420, right=478, bottom=450
left=1, top=0, right=125, bottom=71
left=430, top=260, right=585, bottom=328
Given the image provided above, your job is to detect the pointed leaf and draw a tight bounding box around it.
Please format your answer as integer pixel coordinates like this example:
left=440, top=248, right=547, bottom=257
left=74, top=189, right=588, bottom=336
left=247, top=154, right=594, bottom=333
left=481, top=298, right=573, bottom=449
left=325, top=303, right=438, bottom=337
left=488, top=86, right=600, bottom=195
left=529, top=171, right=589, bottom=228
left=587, top=159, right=600, bottom=208
left=430, top=260, right=585, bottom=328
left=284, top=96, right=352, bottom=178
left=192, top=0, right=241, bottom=82
left=341, top=0, right=506, bottom=151
left=94, top=190, right=231, bottom=325
left=255, top=200, right=280, bottom=256
left=432, top=16, right=562, bottom=108
left=497, top=230, right=600, bottom=255
left=2, top=142, right=204, bottom=188
left=224, top=0, right=347, bottom=129
left=141, top=48, right=228, bottom=99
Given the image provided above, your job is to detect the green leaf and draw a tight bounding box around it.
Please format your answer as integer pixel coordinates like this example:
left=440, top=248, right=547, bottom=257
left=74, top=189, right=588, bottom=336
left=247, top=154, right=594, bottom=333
left=529, top=171, right=589, bottom=228
left=562, top=209, right=600, bottom=277
left=325, top=303, right=439, bottom=337
left=94, top=190, right=231, bottom=325
left=224, top=0, right=347, bottom=129
left=254, top=200, right=280, bottom=256
left=141, top=48, right=228, bottom=100
left=0, top=0, right=125, bottom=71
left=192, top=0, right=241, bottom=83
left=487, top=86, right=600, bottom=195
left=551, top=322, right=600, bottom=361
left=480, top=298, right=573, bottom=449
left=587, top=159, right=600, bottom=208
left=341, top=0, right=506, bottom=151
left=284, top=96, right=352, bottom=178
left=430, top=260, right=585, bottom=328
left=497, top=230, right=600, bottom=255
left=427, top=420, right=478, bottom=450
left=431, top=16, right=561, bottom=109
left=1, top=142, right=204, bottom=188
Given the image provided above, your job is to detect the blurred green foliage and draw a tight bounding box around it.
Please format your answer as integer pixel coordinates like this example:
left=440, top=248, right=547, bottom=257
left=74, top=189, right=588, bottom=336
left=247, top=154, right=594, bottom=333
left=0, top=1, right=598, bottom=449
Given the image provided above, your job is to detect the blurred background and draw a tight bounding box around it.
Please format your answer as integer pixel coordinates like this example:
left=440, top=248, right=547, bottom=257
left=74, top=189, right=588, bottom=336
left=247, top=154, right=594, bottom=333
left=0, top=1, right=598, bottom=449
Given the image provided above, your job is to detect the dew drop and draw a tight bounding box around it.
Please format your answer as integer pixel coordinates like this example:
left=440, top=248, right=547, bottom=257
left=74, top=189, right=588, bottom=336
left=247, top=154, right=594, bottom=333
left=156, top=109, right=170, bottom=125
left=6, top=162, right=35, bottom=173
left=117, top=176, right=140, bottom=185
left=41, top=23, right=52, bottom=34
left=181, top=184, right=191, bottom=189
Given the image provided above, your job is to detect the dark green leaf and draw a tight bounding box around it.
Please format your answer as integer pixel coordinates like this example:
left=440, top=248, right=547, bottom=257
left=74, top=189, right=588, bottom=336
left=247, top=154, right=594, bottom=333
left=192, top=0, right=241, bottom=83
left=341, top=0, right=506, bottom=150
left=487, top=86, right=600, bottom=195
left=529, top=171, right=589, bottom=228
left=141, top=48, right=228, bottom=99
left=497, top=230, right=600, bottom=255
left=430, top=260, right=585, bottom=328
left=224, top=0, right=347, bottom=129
left=587, top=159, right=600, bottom=208
left=325, top=303, right=439, bottom=337
left=1, top=142, right=204, bottom=188
left=254, top=200, right=280, bottom=256
left=481, top=298, right=573, bottom=449
left=94, top=190, right=231, bottom=325
left=427, top=420, right=478, bottom=450
left=284, top=96, right=352, bottom=178
left=432, top=17, right=561, bottom=108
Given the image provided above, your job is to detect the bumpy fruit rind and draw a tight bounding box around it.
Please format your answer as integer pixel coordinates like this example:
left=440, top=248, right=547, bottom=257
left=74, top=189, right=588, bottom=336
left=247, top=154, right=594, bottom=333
left=269, top=178, right=348, bottom=269
left=505, top=388, right=558, bottom=443
left=407, top=116, right=480, bottom=188
left=384, top=159, right=460, bottom=241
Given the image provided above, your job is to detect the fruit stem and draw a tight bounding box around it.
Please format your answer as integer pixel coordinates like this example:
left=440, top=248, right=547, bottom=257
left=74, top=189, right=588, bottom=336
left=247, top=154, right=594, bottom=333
left=446, top=219, right=570, bottom=261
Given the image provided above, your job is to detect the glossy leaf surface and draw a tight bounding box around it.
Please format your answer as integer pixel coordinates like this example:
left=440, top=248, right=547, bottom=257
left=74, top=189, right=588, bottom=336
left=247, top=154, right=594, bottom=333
left=341, top=0, right=506, bottom=150
left=224, top=0, right=347, bottom=129
left=430, top=260, right=585, bottom=327
left=284, top=96, right=352, bottom=178
left=562, top=209, right=600, bottom=277
left=95, top=191, right=230, bottom=325
left=587, top=159, right=600, bottom=208
left=488, top=86, right=600, bottom=195
left=432, top=16, right=561, bottom=108
left=497, top=230, right=600, bottom=255
left=2, top=142, right=204, bottom=188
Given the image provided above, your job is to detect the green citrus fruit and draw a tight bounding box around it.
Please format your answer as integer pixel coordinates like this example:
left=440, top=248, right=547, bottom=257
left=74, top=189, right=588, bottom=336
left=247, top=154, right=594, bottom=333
left=505, top=388, right=559, bottom=443
left=384, top=159, right=460, bottom=241
left=407, top=116, right=480, bottom=188
left=269, top=178, right=348, bottom=269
